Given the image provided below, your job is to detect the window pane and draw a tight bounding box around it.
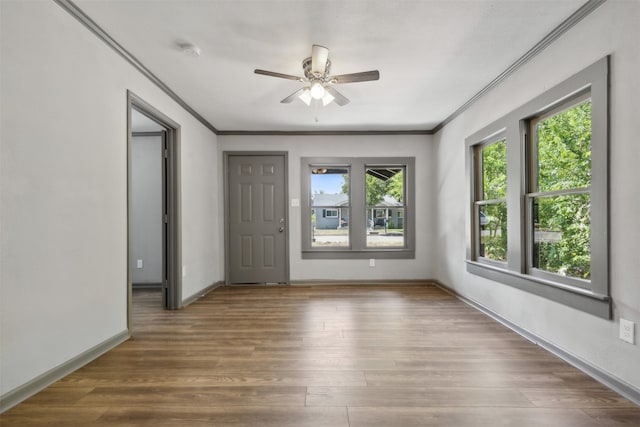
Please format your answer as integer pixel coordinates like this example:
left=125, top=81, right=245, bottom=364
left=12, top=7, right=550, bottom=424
left=532, top=193, right=590, bottom=280
left=535, top=100, right=592, bottom=192
left=311, top=167, right=349, bottom=247
left=479, top=202, right=507, bottom=261
left=311, top=208, right=349, bottom=247
left=311, top=167, right=349, bottom=197
left=482, top=139, right=507, bottom=200
left=365, top=167, right=404, bottom=248
left=366, top=207, right=404, bottom=247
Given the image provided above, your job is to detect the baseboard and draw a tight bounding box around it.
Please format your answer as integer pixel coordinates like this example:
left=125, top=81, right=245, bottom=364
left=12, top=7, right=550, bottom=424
left=182, top=281, right=224, bottom=307
left=434, top=281, right=640, bottom=407
left=0, top=329, right=129, bottom=413
left=132, top=282, right=162, bottom=289
left=288, top=279, right=438, bottom=286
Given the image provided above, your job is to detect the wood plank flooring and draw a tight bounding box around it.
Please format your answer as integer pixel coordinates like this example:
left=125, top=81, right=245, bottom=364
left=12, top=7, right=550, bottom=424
left=2, top=284, right=639, bottom=426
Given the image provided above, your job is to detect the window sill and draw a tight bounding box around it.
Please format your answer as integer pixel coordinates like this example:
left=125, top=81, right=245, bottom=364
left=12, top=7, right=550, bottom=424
left=465, top=260, right=610, bottom=319
left=302, top=250, right=415, bottom=260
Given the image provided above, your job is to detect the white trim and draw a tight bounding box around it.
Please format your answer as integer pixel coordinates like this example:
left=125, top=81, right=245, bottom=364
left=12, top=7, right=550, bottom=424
left=325, top=209, right=339, bottom=218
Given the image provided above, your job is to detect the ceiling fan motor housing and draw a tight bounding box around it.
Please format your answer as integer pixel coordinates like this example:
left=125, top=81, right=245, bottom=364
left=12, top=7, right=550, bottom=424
left=303, top=57, right=331, bottom=81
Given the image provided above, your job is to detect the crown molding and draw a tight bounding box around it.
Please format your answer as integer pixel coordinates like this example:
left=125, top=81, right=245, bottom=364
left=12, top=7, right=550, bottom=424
left=53, top=0, right=219, bottom=134
left=217, top=129, right=433, bottom=136
left=431, top=0, right=607, bottom=134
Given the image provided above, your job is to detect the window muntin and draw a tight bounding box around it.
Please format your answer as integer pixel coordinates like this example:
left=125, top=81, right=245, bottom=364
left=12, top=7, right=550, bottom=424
left=528, top=96, right=592, bottom=283
left=310, top=167, right=350, bottom=248
left=366, top=167, right=405, bottom=248
left=474, top=138, right=507, bottom=263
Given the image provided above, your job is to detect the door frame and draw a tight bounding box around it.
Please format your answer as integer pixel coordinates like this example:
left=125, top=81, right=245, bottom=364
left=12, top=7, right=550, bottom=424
left=127, top=91, right=182, bottom=330
left=223, top=151, right=290, bottom=285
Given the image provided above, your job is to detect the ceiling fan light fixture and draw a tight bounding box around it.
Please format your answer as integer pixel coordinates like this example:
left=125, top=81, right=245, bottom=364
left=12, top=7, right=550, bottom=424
left=322, top=90, right=335, bottom=106
left=298, top=88, right=312, bottom=106
left=255, top=44, right=379, bottom=108
left=310, top=82, right=325, bottom=100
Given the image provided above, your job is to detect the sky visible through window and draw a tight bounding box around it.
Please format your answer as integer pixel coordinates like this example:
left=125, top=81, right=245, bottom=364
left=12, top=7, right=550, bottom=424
left=311, top=173, right=345, bottom=194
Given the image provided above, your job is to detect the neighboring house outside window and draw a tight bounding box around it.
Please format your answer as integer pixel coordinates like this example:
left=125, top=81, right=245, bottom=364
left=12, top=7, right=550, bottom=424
left=313, top=194, right=349, bottom=229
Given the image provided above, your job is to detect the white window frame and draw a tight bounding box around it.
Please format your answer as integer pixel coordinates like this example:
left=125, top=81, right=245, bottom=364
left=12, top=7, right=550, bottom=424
left=465, top=57, right=610, bottom=318
left=324, top=209, right=339, bottom=218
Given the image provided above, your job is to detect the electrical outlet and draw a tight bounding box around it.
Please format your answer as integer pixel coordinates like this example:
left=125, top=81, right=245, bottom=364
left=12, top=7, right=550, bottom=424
left=136, top=259, right=143, bottom=269
left=369, top=258, right=375, bottom=267
left=620, top=318, right=635, bottom=344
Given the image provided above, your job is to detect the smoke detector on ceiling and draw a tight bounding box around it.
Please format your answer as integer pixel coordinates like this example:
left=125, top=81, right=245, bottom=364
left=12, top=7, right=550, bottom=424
left=179, top=43, right=201, bottom=58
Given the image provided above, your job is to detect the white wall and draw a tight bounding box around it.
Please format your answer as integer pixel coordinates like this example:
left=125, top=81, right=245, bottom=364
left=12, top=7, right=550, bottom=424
left=433, top=0, right=640, bottom=390
left=218, top=134, right=435, bottom=281
left=0, top=0, right=221, bottom=396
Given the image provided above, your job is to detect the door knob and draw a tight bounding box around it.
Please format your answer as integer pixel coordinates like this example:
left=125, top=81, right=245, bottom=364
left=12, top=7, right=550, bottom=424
left=279, top=226, right=285, bottom=232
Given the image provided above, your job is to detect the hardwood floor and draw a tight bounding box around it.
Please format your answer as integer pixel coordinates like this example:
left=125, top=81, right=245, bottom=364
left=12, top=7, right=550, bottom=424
left=2, top=284, right=639, bottom=426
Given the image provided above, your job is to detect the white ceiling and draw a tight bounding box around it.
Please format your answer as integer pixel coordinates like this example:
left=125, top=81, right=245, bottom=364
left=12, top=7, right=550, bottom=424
left=73, top=0, right=587, bottom=132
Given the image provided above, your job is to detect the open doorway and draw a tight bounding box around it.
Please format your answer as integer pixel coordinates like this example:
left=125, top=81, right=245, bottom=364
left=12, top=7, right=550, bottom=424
left=127, top=91, right=182, bottom=333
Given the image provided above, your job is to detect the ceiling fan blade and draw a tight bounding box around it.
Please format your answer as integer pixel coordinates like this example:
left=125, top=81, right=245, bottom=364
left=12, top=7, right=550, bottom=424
left=280, top=87, right=306, bottom=104
left=254, top=69, right=303, bottom=81
left=331, top=70, right=380, bottom=84
left=311, top=45, right=329, bottom=75
left=325, top=86, right=350, bottom=106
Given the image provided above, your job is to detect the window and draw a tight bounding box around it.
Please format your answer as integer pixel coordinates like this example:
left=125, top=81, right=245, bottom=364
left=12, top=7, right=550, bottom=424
left=465, top=57, right=609, bottom=318
left=324, top=209, right=339, bottom=218
left=527, top=95, right=592, bottom=286
left=366, top=167, right=405, bottom=248
left=302, top=157, right=415, bottom=259
left=473, top=137, right=507, bottom=263
left=310, top=167, right=349, bottom=248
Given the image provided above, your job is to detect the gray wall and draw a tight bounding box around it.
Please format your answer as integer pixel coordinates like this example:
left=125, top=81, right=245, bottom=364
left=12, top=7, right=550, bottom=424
left=131, top=135, right=163, bottom=285
left=218, top=134, right=435, bottom=282
left=433, top=0, right=640, bottom=391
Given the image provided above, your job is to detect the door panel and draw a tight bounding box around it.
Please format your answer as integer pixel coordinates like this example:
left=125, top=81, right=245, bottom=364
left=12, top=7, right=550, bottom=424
left=228, top=155, right=287, bottom=283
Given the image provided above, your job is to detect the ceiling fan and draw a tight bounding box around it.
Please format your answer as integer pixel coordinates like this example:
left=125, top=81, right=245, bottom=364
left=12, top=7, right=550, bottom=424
left=254, top=45, right=380, bottom=107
